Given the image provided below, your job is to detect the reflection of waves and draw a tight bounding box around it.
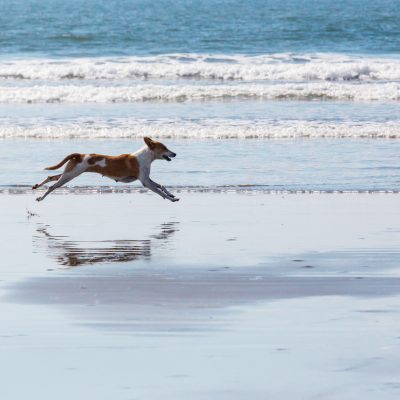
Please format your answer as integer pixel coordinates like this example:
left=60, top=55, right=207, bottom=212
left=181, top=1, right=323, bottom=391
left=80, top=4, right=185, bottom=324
left=2, top=54, right=400, bottom=82
left=1, top=82, right=400, bottom=103
left=1, top=118, right=400, bottom=139
left=34, top=222, right=179, bottom=267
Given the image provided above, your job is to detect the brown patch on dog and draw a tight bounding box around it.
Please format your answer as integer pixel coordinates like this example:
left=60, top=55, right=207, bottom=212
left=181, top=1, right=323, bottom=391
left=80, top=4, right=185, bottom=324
left=144, top=137, right=167, bottom=154
left=86, top=154, right=140, bottom=179
left=87, top=154, right=104, bottom=165
left=153, top=142, right=168, bottom=156
left=64, top=158, right=83, bottom=172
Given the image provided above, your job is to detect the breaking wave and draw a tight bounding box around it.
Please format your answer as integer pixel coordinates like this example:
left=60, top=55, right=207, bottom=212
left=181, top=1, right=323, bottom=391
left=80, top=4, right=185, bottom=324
left=1, top=54, right=400, bottom=82
left=1, top=82, right=400, bottom=103
left=1, top=118, right=399, bottom=139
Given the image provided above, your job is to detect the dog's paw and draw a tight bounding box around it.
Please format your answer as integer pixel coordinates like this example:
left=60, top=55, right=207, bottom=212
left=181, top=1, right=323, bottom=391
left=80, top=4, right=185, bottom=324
left=171, top=197, right=180, bottom=202
left=32, top=184, right=38, bottom=190
left=36, top=196, right=42, bottom=202
left=161, top=186, right=174, bottom=197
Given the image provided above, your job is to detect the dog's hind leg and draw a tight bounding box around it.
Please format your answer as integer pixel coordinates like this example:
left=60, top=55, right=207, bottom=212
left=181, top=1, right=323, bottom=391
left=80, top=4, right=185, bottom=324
left=32, top=174, right=62, bottom=190
left=36, top=170, right=82, bottom=202
left=36, top=157, right=89, bottom=202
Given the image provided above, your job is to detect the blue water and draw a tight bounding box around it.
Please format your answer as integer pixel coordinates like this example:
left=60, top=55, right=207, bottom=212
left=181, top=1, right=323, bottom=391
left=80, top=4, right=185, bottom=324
left=1, top=0, right=399, bottom=57
left=1, top=0, right=400, bottom=191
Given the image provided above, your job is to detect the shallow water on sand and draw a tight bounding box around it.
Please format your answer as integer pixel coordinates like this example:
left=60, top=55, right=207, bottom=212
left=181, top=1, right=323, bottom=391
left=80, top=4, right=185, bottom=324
left=2, top=193, right=400, bottom=399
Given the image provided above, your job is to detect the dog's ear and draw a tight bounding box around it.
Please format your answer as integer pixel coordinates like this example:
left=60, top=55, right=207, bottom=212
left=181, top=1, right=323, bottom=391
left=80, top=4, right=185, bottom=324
left=144, top=137, right=155, bottom=149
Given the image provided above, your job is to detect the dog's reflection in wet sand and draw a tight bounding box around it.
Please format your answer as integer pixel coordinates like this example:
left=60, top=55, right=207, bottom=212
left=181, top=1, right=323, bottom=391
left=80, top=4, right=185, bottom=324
left=34, top=222, right=179, bottom=267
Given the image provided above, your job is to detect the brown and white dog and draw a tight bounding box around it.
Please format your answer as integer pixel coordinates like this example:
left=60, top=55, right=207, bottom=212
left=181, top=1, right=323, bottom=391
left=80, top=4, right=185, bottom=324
left=32, top=137, right=179, bottom=202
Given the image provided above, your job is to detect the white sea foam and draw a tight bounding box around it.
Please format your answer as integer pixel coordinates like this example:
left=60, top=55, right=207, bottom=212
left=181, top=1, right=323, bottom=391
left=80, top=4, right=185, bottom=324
left=1, top=54, right=400, bottom=82
left=0, top=81, right=399, bottom=103
left=1, top=118, right=399, bottom=139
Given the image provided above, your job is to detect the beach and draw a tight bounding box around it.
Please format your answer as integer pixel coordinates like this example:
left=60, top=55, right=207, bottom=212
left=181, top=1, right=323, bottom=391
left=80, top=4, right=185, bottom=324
left=1, top=192, right=400, bottom=399
left=2, top=0, right=400, bottom=398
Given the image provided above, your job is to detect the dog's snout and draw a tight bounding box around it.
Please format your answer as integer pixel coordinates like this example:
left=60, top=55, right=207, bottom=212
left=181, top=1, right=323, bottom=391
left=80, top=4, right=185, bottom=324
left=170, top=152, right=176, bottom=158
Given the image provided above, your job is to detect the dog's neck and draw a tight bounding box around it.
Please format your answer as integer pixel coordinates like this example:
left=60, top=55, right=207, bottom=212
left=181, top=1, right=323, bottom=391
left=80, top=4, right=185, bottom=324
left=134, top=146, right=155, bottom=171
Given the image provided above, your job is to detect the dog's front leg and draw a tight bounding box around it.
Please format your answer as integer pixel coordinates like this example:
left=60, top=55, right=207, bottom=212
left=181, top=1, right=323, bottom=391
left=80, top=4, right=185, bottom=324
left=150, top=179, right=176, bottom=199
left=141, top=179, right=179, bottom=202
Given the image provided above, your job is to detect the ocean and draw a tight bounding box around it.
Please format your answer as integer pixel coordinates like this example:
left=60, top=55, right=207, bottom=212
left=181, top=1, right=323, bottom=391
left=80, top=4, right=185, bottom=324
left=1, top=0, right=400, bottom=191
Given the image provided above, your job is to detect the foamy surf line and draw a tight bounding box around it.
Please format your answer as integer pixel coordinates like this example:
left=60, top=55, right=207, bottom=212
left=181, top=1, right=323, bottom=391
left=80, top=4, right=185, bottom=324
left=2, top=54, right=400, bottom=82
left=1, top=119, right=399, bottom=139
left=1, top=82, right=400, bottom=103
left=2, top=185, right=400, bottom=195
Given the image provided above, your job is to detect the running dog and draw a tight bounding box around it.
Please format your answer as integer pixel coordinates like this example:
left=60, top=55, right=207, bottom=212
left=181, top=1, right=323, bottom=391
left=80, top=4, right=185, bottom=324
left=32, top=137, right=179, bottom=202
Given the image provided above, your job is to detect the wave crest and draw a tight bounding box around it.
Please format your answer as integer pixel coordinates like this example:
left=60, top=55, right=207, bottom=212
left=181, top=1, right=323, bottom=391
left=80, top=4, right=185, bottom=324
left=1, top=54, right=400, bottom=82
left=1, top=119, right=399, bottom=139
left=0, top=82, right=399, bottom=103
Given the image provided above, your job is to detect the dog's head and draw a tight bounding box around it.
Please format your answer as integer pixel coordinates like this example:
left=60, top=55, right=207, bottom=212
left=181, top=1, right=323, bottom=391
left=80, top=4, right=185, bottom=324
left=144, top=137, right=177, bottom=162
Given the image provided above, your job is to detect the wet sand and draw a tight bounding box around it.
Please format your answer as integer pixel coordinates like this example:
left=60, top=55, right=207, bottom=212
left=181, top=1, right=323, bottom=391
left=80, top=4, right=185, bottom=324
left=2, top=192, right=400, bottom=399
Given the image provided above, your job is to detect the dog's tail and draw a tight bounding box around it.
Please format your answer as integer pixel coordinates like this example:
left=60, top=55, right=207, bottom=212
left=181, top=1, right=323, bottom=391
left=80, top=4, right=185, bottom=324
left=45, top=153, right=82, bottom=170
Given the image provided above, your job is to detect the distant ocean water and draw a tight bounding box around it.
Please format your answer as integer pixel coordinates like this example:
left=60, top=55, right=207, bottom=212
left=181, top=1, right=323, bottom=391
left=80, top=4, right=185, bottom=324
left=1, top=0, right=399, bottom=56
left=1, top=0, right=400, bottom=190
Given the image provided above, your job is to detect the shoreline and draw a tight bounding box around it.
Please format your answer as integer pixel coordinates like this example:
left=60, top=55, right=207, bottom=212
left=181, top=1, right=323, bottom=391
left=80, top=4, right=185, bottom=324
left=5, top=186, right=400, bottom=194
left=3, top=137, right=400, bottom=192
